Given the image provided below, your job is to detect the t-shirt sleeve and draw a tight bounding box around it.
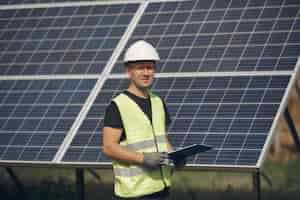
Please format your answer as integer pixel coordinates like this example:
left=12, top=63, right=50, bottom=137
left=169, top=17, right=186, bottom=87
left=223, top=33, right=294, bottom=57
left=103, top=102, right=126, bottom=141
left=103, top=101, right=123, bottom=129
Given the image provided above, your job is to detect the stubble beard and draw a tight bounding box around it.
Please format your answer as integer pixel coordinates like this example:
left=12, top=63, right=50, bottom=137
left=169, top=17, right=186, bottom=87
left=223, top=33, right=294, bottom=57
left=133, top=78, right=153, bottom=92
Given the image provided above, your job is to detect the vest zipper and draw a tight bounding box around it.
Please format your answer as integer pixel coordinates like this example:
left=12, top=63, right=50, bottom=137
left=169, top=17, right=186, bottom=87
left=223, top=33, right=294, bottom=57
left=151, top=125, right=168, bottom=189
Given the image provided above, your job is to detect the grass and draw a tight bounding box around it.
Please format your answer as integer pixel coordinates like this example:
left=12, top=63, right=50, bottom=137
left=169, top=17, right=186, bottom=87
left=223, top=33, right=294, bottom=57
left=1, top=156, right=300, bottom=200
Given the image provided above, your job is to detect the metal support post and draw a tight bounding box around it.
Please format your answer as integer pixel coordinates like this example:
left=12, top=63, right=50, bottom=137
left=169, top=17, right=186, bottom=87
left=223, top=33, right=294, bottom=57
left=284, top=108, right=300, bottom=153
left=5, top=167, right=27, bottom=200
left=76, top=168, right=85, bottom=200
left=252, top=170, right=261, bottom=200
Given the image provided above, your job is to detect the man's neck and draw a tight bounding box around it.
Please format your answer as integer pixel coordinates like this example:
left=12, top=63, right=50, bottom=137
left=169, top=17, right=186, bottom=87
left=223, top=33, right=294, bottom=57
left=127, top=85, right=149, bottom=99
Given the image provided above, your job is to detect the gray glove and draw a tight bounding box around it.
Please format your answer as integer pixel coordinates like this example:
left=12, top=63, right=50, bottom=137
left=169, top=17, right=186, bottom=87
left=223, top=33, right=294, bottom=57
left=143, top=152, right=166, bottom=168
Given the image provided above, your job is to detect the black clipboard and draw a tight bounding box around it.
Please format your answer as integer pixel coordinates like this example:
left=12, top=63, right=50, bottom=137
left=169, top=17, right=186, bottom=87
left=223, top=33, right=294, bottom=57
left=168, top=144, right=213, bottom=160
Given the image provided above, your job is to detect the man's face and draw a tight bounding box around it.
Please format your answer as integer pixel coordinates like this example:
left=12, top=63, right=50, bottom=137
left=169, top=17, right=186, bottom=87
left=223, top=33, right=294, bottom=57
left=126, top=61, right=156, bottom=90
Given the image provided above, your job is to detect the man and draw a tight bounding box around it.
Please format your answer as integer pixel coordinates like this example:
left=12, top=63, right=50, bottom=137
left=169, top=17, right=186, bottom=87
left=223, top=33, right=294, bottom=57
left=103, top=40, right=184, bottom=199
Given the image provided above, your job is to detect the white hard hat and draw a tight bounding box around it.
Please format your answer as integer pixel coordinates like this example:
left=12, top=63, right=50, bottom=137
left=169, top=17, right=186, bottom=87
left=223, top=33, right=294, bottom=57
left=124, top=40, right=160, bottom=63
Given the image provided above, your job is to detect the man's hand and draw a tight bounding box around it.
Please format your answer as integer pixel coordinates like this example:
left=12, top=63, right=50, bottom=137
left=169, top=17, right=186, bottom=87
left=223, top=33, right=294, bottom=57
left=143, top=152, right=166, bottom=168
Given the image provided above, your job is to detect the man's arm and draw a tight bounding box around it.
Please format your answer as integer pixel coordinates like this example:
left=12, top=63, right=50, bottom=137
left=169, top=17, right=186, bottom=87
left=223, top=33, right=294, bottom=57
left=103, top=126, right=144, bottom=164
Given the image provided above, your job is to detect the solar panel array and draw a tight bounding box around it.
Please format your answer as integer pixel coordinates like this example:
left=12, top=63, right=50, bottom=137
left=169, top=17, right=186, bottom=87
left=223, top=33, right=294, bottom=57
left=161, top=75, right=289, bottom=165
left=0, top=0, right=299, bottom=169
left=0, top=1, right=140, bottom=163
left=113, top=0, right=300, bottom=73
left=0, top=3, right=139, bottom=75
left=63, top=75, right=290, bottom=166
left=0, top=78, right=96, bottom=161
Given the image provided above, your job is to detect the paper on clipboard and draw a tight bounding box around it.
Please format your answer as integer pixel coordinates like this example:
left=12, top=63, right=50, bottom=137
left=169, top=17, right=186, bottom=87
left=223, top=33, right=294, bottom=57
left=168, top=144, right=213, bottom=160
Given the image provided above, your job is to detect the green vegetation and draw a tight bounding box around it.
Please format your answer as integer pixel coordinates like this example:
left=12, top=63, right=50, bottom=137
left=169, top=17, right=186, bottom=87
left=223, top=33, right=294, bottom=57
left=1, top=156, right=300, bottom=200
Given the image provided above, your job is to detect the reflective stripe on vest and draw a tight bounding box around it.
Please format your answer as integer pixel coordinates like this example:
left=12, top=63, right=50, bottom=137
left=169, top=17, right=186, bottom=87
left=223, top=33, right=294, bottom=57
left=114, top=166, right=151, bottom=177
left=125, top=135, right=166, bottom=151
left=112, top=92, right=172, bottom=198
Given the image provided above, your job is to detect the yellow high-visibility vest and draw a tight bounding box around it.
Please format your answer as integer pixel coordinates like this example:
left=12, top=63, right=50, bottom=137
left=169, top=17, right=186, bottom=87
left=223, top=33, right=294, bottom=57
left=112, top=92, right=172, bottom=198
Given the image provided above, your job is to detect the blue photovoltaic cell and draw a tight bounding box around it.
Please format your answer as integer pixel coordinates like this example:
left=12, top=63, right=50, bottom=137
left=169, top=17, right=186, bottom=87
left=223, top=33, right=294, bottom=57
left=64, top=75, right=290, bottom=166
left=0, top=3, right=139, bottom=75
left=0, top=0, right=83, bottom=5
left=0, top=78, right=96, bottom=161
left=112, top=0, right=300, bottom=73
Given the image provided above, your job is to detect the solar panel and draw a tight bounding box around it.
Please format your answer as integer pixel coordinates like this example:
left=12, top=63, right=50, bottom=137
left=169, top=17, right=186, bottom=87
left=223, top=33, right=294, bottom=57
left=62, top=74, right=291, bottom=167
left=61, top=0, right=300, bottom=169
left=0, top=78, right=96, bottom=161
left=0, top=3, right=139, bottom=75
left=112, top=0, right=300, bottom=73
left=153, top=75, right=289, bottom=166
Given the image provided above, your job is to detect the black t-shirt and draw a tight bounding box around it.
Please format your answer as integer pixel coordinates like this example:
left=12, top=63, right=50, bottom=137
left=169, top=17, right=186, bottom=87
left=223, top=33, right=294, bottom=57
left=103, top=90, right=171, bottom=141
